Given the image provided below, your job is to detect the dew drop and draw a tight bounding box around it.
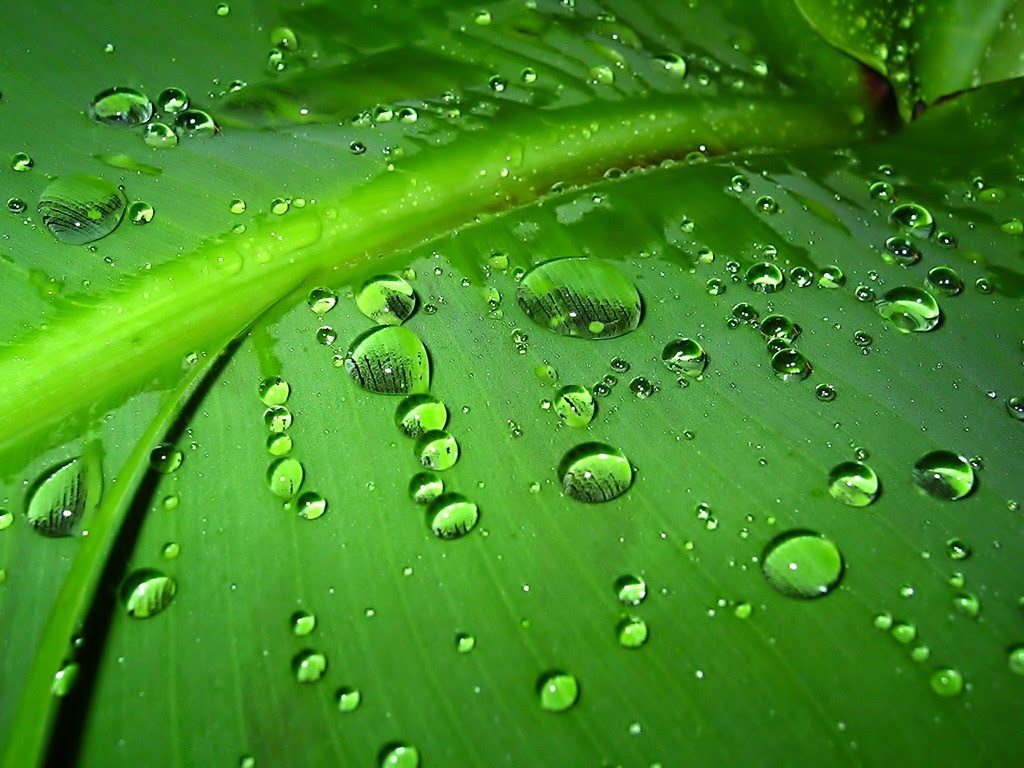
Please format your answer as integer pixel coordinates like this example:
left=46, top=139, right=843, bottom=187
left=615, top=574, right=647, bottom=606
left=617, top=616, right=649, bottom=648
left=554, top=385, right=596, bottom=428
left=875, top=286, right=941, bottom=332
left=292, top=649, right=327, bottom=683
left=745, top=262, right=785, bottom=293
left=12, top=152, right=33, bottom=172
left=926, top=266, right=962, bottom=296
left=883, top=236, right=921, bottom=266
left=1008, top=646, right=1024, bottom=676
left=89, top=86, right=153, bottom=126
left=174, top=109, right=218, bottom=138
left=267, top=457, right=304, bottom=500
left=156, top=87, right=189, bottom=115
left=827, top=461, right=879, bottom=507
left=761, top=530, right=844, bottom=599
left=294, top=491, right=327, bottom=520
left=337, top=686, right=362, bottom=712
left=128, top=201, right=154, bottom=225
left=258, top=376, right=290, bottom=406
left=409, top=472, right=444, bottom=505
left=661, top=338, right=707, bottom=378
left=912, top=450, right=975, bottom=501
left=537, top=671, right=579, bottom=712
left=929, top=667, right=964, bottom=697
left=558, top=442, right=633, bottom=503
left=1006, top=396, right=1024, bottom=422
left=415, top=430, right=459, bottom=471
left=38, top=174, right=127, bottom=245
left=356, top=274, right=417, bottom=325
left=149, top=443, right=183, bottom=474
left=344, top=326, right=430, bottom=395
left=427, top=493, right=479, bottom=539
left=760, top=314, right=801, bottom=344
left=817, top=266, right=845, bottom=288
left=26, top=456, right=100, bottom=537
left=143, top=122, right=177, bottom=148
left=121, top=569, right=177, bottom=618
left=890, top=203, right=934, bottom=238
left=770, top=348, right=811, bottom=382
left=455, top=632, right=476, bottom=653
left=815, top=383, right=837, bottom=402
left=379, top=743, right=419, bottom=768
left=395, top=394, right=448, bottom=438
left=291, top=610, right=316, bottom=636
left=517, top=258, right=642, bottom=339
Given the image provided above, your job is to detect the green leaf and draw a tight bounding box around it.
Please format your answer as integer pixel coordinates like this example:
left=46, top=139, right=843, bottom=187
left=796, top=0, right=1024, bottom=119
left=1, top=2, right=1023, bottom=768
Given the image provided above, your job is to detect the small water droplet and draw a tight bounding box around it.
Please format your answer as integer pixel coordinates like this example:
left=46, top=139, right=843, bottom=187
left=929, top=667, right=964, bottom=697
left=654, top=52, right=687, bottom=77
left=291, top=610, right=316, bottom=636
left=267, top=457, right=304, bottom=499
left=378, top=743, right=419, bottom=768
left=946, top=538, right=971, bottom=561
left=815, top=383, right=837, bottom=402
left=661, top=338, right=707, bottom=377
left=745, top=262, right=784, bottom=293
left=455, top=632, right=476, bottom=653
left=294, top=491, right=327, bottom=520
left=790, top=266, right=814, bottom=287
left=143, top=122, right=178, bottom=148
left=883, top=236, right=921, bottom=266
left=128, top=201, right=154, bottom=225
left=409, top=472, right=444, bottom=505
left=149, top=443, right=183, bottom=473
left=770, top=348, right=811, bottom=382
left=1008, top=646, right=1024, bottom=675
left=890, top=203, right=934, bottom=238
left=817, top=266, right=845, bottom=288
left=11, top=152, right=33, bottom=172
left=760, top=315, right=801, bottom=344
left=755, top=196, right=779, bottom=214
left=0, top=509, right=13, bottom=531
left=52, top=662, right=79, bottom=698
left=416, top=430, right=459, bottom=471
left=617, top=616, right=649, bottom=648
left=553, top=385, right=595, bottom=428
left=156, top=87, right=189, bottom=115
left=25, top=456, right=100, bottom=537
left=121, top=569, right=177, bottom=618
left=174, top=109, right=218, bottom=138
left=912, top=450, right=975, bottom=500
left=628, top=377, right=655, bottom=399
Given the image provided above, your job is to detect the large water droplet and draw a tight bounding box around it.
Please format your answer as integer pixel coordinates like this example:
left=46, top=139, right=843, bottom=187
left=156, top=87, right=189, bottom=115
left=761, top=530, right=844, bottom=599
left=617, top=616, right=649, bottom=648
left=89, top=86, right=153, bottom=126
left=25, top=455, right=100, bottom=537
left=337, top=686, right=362, bottom=712
left=267, top=457, right=304, bottom=499
left=912, top=450, right=975, bottom=500
left=149, top=443, right=183, bottom=474
left=143, top=122, right=178, bottom=148
left=875, top=286, right=941, bottom=333
left=38, top=175, right=126, bottom=244
left=409, top=472, right=444, bottom=505
left=558, top=442, right=633, bottom=503
left=293, top=649, right=327, bottom=683
left=291, top=610, right=316, bottom=636
left=926, top=266, right=963, bottom=296
left=615, top=574, right=647, bottom=606
left=415, top=430, right=459, bottom=471
left=428, top=494, right=479, bottom=539
left=929, top=667, right=964, bottom=697
left=770, top=348, right=811, bottom=381
left=379, top=743, right=419, bottom=768
left=745, top=262, right=785, bottom=293
left=537, top=671, right=579, bottom=712
left=517, top=258, right=642, bottom=339
left=121, top=569, right=177, bottom=618
left=344, top=326, right=430, bottom=395
left=356, top=274, right=417, bottom=325
left=890, top=203, right=934, bottom=238
left=661, top=338, right=707, bottom=377
left=395, top=394, right=448, bottom=438
left=827, top=461, right=879, bottom=507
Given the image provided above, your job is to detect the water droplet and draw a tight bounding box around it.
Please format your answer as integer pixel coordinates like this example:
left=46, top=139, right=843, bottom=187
left=121, top=569, right=177, bottom=618
left=770, top=348, right=811, bottom=382
left=891, top=621, right=917, bottom=644
left=537, top=671, right=579, bottom=712
left=815, top=383, right=837, bottom=402
left=869, top=180, right=895, bottom=201
left=7, top=197, right=26, bottom=214
left=415, top=430, right=459, bottom=471
left=760, top=315, right=801, bottom=344
left=291, top=610, right=316, bottom=636
left=356, top=274, right=417, bottom=325
left=336, top=686, right=362, bottom=712
left=156, top=87, right=189, bottom=115
left=912, top=450, right=975, bottom=500
left=143, top=122, right=178, bottom=148
left=267, top=457, right=304, bottom=499
left=38, top=174, right=126, bottom=245
left=706, top=278, right=726, bottom=295
left=614, top=574, right=647, bottom=606
left=271, top=197, right=290, bottom=215
left=89, top=86, right=153, bottom=126
left=1001, top=218, right=1023, bottom=236
left=517, top=258, right=642, bottom=339
left=0, top=509, right=12, bottom=530
left=554, top=385, right=596, bottom=428
left=52, top=662, right=79, bottom=698
left=953, top=592, right=980, bottom=618
left=161, top=542, right=180, bottom=560
left=790, top=266, right=814, bottom=287
left=875, top=286, right=940, bottom=332
left=929, top=667, right=964, bottom=697
left=946, top=538, right=971, bottom=561
left=174, top=109, right=218, bottom=138
left=379, top=743, right=419, bottom=768
left=149, top=443, right=183, bottom=473
left=1008, top=646, right=1024, bottom=675
left=427, top=493, right=479, bottom=539
left=316, top=326, right=337, bottom=345
left=925, top=266, right=962, bottom=296
left=11, top=152, right=33, bottom=172
left=216, top=3, right=230, bottom=16
left=259, top=377, right=290, bottom=406
left=396, top=394, right=448, bottom=438
left=558, top=442, right=633, bottom=503
left=745, top=262, right=784, bottom=293
left=817, top=266, right=845, bottom=288
left=883, top=236, right=921, bottom=266
left=890, top=203, right=934, bottom=238
left=344, top=326, right=430, bottom=395
left=292, top=649, right=327, bottom=683
left=729, top=174, right=750, bottom=192
left=294, top=491, right=327, bottom=520
left=1006, top=396, right=1024, bottom=422
left=409, top=472, right=444, bottom=505
left=617, top=616, right=649, bottom=648
left=827, top=461, right=879, bottom=507
left=455, top=632, right=476, bottom=653
left=654, top=52, right=687, bottom=77
left=761, top=530, right=844, bottom=599
left=26, top=456, right=100, bottom=537
left=128, top=201, right=154, bottom=224
left=975, top=277, right=993, bottom=294
left=350, top=141, right=366, bottom=155
left=755, top=196, right=779, bottom=214
left=661, top=338, right=707, bottom=377
left=628, top=377, right=655, bottom=399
